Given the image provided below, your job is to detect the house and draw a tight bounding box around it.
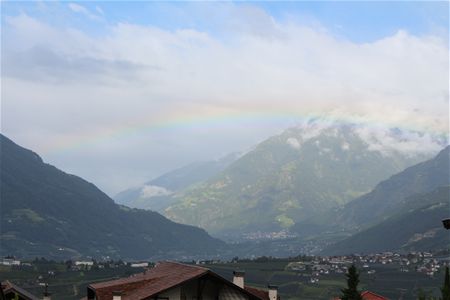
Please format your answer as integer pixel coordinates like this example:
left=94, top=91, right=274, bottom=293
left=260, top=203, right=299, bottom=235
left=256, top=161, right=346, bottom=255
left=360, top=291, right=389, bottom=300
left=333, top=291, right=388, bottom=300
left=75, top=261, right=94, bottom=267
left=1, top=280, right=40, bottom=300
left=85, top=261, right=278, bottom=300
left=0, top=258, right=20, bottom=266
left=131, top=262, right=150, bottom=268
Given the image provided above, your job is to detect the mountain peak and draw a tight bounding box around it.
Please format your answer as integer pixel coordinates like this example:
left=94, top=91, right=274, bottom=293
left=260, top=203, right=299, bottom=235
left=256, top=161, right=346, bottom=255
left=164, top=122, right=436, bottom=237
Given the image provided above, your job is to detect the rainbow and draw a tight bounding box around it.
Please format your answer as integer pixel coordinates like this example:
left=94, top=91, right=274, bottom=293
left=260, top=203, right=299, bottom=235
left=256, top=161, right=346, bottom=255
left=41, top=109, right=449, bottom=155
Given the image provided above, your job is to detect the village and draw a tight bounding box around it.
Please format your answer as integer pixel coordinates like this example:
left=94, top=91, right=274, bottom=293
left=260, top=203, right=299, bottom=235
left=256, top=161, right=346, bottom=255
left=1, top=250, right=448, bottom=300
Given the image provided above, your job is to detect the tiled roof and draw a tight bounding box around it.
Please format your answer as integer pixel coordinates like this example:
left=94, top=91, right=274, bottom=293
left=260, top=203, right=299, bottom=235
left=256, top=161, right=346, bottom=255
left=361, top=291, right=389, bottom=300
left=90, top=261, right=208, bottom=300
left=245, top=286, right=270, bottom=300
left=89, top=261, right=270, bottom=300
left=1, top=280, right=40, bottom=300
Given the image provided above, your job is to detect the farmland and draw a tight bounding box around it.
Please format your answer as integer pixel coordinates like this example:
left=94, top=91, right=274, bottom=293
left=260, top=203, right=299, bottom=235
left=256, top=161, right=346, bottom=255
left=0, top=252, right=446, bottom=300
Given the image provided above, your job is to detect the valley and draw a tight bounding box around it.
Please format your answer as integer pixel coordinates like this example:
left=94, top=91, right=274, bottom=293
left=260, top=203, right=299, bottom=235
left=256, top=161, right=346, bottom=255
left=1, top=251, right=447, bottom=300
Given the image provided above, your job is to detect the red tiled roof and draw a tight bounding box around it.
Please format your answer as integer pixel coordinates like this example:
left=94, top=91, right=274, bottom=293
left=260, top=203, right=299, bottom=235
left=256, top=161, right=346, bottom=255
left=361, top=291, right=389, bottom=300
left=1, top=280, right=40, bottom=300
left=89, top=261, right=270, bottom=300
left=245, top=286, right=270, bottom=300
left=90, top=261, right=208, bottom=300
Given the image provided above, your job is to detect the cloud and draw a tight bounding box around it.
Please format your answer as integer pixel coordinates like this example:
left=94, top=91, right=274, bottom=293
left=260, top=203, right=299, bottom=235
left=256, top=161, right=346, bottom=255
left=2, top=46, right=153, bottom=84
left=140, top=185, right=173, bottom=198
left=2, top=4, right=448, bottom=194
left=68, top=3, right=103, bottom=21
left=355, top=126, right=447, bottom=156
left=286, top=137, right=301, bottom=149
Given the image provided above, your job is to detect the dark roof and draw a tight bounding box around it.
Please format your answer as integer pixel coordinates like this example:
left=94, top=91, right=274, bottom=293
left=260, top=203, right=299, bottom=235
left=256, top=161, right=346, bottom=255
left=89, top=261, right=269, bottom=300
left=1, top=281, right=40, bottom=300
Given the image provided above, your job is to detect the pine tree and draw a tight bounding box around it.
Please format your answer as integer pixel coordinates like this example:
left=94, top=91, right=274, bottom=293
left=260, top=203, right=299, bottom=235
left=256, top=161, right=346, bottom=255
left=442, top=266, right=450, bottom=300
left=341, top=265, right=363, bottom=300
left=417, top=288, right=427, bottom=300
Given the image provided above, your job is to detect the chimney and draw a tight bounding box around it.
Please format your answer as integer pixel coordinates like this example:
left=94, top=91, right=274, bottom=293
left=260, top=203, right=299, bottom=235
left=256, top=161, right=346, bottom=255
left=112, top=291, right=122, bottom=300
left=233, top=271, right=245, bottom=289
left=268, top=285, right=278, bottom=300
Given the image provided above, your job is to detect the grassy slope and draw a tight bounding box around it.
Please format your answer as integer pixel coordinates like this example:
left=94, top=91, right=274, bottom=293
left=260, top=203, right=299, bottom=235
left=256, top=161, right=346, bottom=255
left=165, top=126, right=426, bottom=235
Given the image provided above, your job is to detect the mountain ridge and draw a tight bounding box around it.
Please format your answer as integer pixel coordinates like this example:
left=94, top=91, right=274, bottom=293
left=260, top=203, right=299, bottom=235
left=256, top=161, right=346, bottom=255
left=0, top=134, right=224, bottom=260
left=114, top=153, right=239, bottom=211
left=323, top=186, right=450, bottom=255
left=163, top=122, right=441, bottom=237
left=335, top=145, right=450, bottom=231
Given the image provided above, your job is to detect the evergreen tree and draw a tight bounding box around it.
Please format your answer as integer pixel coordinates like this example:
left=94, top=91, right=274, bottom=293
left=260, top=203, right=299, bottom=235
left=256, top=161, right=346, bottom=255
left=442, top=266, right=450, bottom=300
left=417, top=288, right=426, bottom=300
left=341, top=265, right=363, bottom=300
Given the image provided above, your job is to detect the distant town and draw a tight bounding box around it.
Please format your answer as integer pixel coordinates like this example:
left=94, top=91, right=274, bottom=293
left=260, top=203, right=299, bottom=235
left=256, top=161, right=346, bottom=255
left=1, top=249, right=449, bottom=300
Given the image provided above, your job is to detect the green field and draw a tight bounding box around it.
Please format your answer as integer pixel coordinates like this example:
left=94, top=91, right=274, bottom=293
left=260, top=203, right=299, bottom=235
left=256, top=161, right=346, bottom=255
left=0, top=260, right=145, bottom=300
left=204, top=260, right=443, bottom=300
left=0, top=259, right=444, bottom=300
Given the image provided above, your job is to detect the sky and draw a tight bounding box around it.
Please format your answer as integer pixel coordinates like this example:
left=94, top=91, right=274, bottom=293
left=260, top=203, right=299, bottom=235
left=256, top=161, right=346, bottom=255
left=1, top=1, right=449, bottom=195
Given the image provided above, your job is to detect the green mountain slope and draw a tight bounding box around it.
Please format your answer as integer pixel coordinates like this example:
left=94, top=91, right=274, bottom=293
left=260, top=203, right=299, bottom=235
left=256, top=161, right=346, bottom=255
left=323, top=186, right=450, bottom=255
left=336, top=146, right=450, bottom=231
left=164, top=122, right=437, bottom=236
left=114, top=153, right=238, bottom=212
left=0, top=134, right=224, bottom=260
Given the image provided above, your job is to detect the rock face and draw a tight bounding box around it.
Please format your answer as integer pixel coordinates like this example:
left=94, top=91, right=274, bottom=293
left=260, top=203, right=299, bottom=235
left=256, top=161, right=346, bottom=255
left=164, top=121, right=442, bottom=237
left=0, top=134, right=224, bottom=260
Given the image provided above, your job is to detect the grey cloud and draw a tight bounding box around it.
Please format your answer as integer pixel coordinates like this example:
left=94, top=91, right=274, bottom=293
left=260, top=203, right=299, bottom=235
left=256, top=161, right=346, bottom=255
left=2, top=46, right=160, bottom=84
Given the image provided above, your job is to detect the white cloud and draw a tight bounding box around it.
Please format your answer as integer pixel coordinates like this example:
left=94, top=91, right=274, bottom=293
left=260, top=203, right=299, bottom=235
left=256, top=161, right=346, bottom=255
left=2, top=5, right=448, bottom=193
left=341, top=142, right=350, bottom=151
left=355, top=127, right=447, bottom=157
left=286, top=137, right=301, bottom=149
left=140, top=185, right=173, bottom=198
left=68, top=3, right=102, bottom=21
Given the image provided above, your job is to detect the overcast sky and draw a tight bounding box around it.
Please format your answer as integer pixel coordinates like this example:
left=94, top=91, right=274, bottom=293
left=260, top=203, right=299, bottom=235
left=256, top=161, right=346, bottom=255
left=1, top=1, right=449, bottom=195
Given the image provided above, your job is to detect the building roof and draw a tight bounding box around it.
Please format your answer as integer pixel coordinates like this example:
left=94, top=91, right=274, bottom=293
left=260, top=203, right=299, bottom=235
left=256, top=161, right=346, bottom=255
left=1, top=280, right=40, bottom=300
left=361, top=291, right=389, bottom=300
left=89, top=261, right=269, bottom=300
left=90, top=261, right=207, bottom=300
left=245, top=286, right=270, bottom=300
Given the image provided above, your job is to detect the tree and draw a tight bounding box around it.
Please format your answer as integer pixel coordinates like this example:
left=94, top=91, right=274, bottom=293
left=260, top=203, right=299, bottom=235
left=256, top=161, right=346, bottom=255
left=442, top=266, right=450, bottom=300
left=417, top=289, right=426, bottom=300
left=341, top=265, right=363, bottom=300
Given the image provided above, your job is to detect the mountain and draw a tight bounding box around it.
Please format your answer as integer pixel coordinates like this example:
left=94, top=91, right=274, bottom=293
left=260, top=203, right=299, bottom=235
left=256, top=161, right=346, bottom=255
left=323, top=186, right=450, bottom=255
left=335, top=146, right=450, bottom=231
left=114, top=153, right=239, bottom=212
left=0, top=134, right=224, bottom=260
left=164, top=121, right=443, bottom=237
